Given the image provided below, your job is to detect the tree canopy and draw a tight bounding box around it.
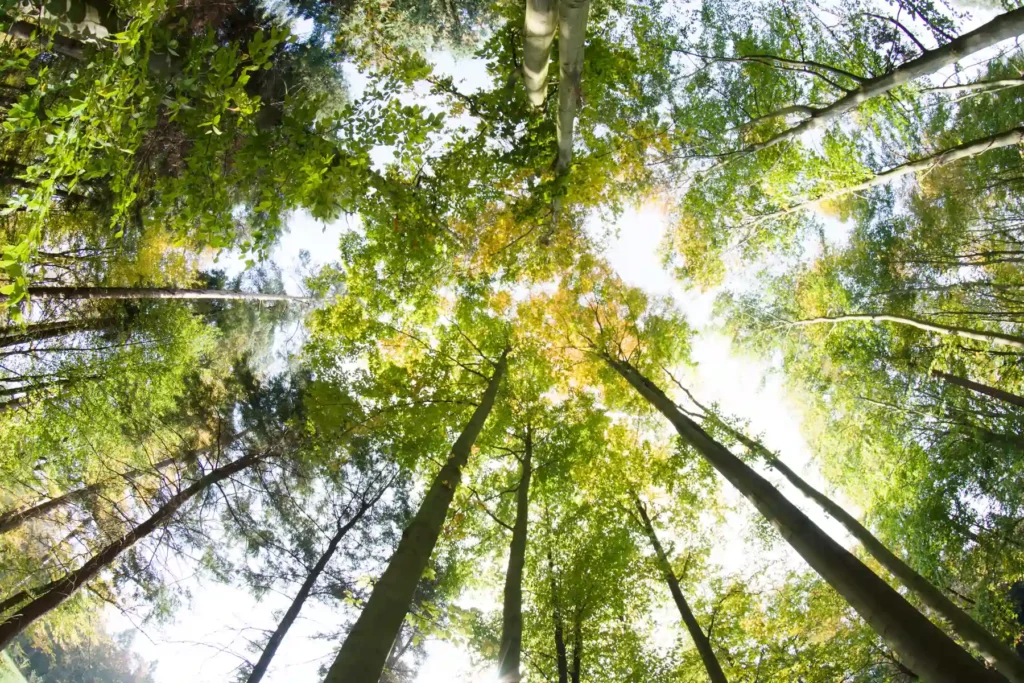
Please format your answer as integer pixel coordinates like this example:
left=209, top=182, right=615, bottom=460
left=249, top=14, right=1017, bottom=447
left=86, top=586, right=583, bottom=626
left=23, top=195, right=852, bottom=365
left=2, top=0, right=1024, bottom=681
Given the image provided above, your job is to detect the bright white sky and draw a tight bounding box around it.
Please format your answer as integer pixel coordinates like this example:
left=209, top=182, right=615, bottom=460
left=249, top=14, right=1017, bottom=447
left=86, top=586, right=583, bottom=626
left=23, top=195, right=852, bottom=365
left=108, top=2, right=1010, bottom=679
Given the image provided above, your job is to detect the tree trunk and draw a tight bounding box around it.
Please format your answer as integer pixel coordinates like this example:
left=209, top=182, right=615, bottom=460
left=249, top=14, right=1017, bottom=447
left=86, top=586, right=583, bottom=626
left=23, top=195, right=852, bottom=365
left=570, top=608, right=582, bottom=683
left=634, top=496, right=728, bottom=683
left=323, top=349, right=509, bottom=683
left=522, top=0, right=557, bottom=108
left=786, top=312, right=1024, bottom=350
left=760, top=127, right=1024, bottom=222
left=0, top=318, right=115, bottom=348
left=0, top=449, right=263, bottom=649
left=27, top=286, right=308, bottom=303
left=549, top=551, right=569, bottom=683
left=555, top=0, right=590, bottom=174
left=923, top=79, right=1024, bottom=94
left=601, top=353, right=1005, bottom=683
left=0, top=454, right=182, bottom=535
left=498, top=428, right=533, bottom=683
left=740, top=8, right=1024, bottom=156
left=932, top=369, right=1024, bottom=409
left=245, top=487, right=384, bottom=683
left=766, top=456, right=1024, bottom=683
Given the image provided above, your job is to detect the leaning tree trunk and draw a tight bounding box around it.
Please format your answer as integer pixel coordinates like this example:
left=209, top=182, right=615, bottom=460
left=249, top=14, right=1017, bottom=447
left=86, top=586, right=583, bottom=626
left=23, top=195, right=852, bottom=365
left=764, top=455, right=1024, bottom=683
left=245, top=487, right=384, bottom=683
left=634, top=496, right=728, bottom=683
left=759, top=127, right=1024, bottom=222
left=740, top=7, right=1024, bottom=156
left=323, top=350, right=509, bottom=683
left=523, top=0, right=557, bottom=108
left=27, top=286, right=307, bottom=303
left=786, top=312, right=1024, bottom=350
left=0, top=448, right=263, bottom=650
left=0, top=317, right=115, bottom=349
left=497, top=428, right=533, bottom=683
left=932, top=369, right=1024, bottom=409
left=601, top=353, right=1005, bottom=683
left=549, top=551, right=569, bottom=683
left=0, top=453, right=183, bottom=535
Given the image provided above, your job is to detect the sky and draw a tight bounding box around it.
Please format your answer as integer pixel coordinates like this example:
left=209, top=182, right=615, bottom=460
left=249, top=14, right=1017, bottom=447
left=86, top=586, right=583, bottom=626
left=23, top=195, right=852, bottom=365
left=107, top=3, right=1012, bottom=680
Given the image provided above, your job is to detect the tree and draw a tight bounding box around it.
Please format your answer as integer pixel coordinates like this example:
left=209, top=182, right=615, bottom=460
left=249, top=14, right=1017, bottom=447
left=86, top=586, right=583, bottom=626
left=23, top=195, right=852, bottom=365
left=323, top=345, right=508, bottom=683
left=632, top=494, right=728, bottom=683
left=0, top=435, right=269, bottom=650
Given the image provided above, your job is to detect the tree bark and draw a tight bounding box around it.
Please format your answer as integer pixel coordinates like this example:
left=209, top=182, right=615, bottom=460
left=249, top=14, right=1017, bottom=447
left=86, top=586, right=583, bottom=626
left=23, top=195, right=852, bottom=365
left=245, top=486, right=386, bottom=683
left=738, top=8, right=1024, bottom=156
left=549, top=551, right=569, bottom=683
left=323, top=349, right=509, bottom=683
left=602, top=353, right=1006, bottom=683
left=570, top=608, right=582, bottom=683
left=786, top=312, right=1024, bottom=350
left=498, top=428, right=533, bottom=683
left=0, top=318, right=115, bottom=348
left=555, top=0, right=590, bottom=174
left=766, top=456, right=1024, bottom=683
left=0, top=448, right=263, bottom=649
left=27, top=286, right=308, bottom=303
left=523, top=0, right=557, bottom=108
left=923, top=79, right=1024, bottom=94
left=0, top=454, right=182, bottom=535
left=759, top=127, right=1024, bottom=222
left=932, top=369, right=1024, bottom=409
left=634, top=496, right=728, bottom=683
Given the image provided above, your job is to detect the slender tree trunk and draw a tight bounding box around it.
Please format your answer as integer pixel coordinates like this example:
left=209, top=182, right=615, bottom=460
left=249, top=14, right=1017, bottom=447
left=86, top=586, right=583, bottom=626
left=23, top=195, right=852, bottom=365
left=923, top=79, right=1024, bottom=94
left=498, top=428, right=533, bottom=683
left=523, top=0, right=557, bottom=108
left=0, top=454, right=182, bottom=535
left=0, top=318, right=115, bottom=348
left=601, top=353, right=1005, bottom=683
left=549, top=551, right=569, bottom=683
left=570, top=608, right=582, bottom=683
left=245, top=488, right=384, bottom=683
left=760, top=127, right=1024, bottom=222
left=739, top=8, right=1024, bottom=156
left=323, top=349, right=509, bottom=683
left=932, top=369, right=1024, bottom=409
left=786, top=312, right=1024, bottom=349
left=765, top=456, right=1024, bottom=683
left=634, top=496, right=728, bottom=683
left=27, top=286, right=307, bottom=303
left=0, top=449, right=263, bottom=649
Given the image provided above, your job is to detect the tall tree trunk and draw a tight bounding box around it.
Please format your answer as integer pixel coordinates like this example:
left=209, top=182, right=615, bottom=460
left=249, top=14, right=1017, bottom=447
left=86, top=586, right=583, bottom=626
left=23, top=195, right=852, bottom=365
left=549, top=551, right=569, bottom=683
left=245, top=485, right=386, bottom=683
left=0, top=449, right=263, bottom=649
left=555, top=0, right=590, bottom=174
left=498, top=428, right=533, bottom=683
left=633, top=496, right=728, bottom=683
left=932, top=369, right=1024, bottom=409
left=570, top=608, right=582, bottom=683
left=760, top=127, right=1024, bottom=222
left=323, top=349, right=509, bottom=683
left=27, top=286, right=307, bottom=303
left=764, top=455, right=1024, bottom=683
left=523, top=0, right=557, bottom=108
left=0, top=318, right=115, bottom=348
left=739, top=8, right=1024, bottom=156
left=601, top=353, right=1005, bottom=683
left=0, top=454, right=183, bottom=535
left=786, top=312, right=1024, bottom=350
